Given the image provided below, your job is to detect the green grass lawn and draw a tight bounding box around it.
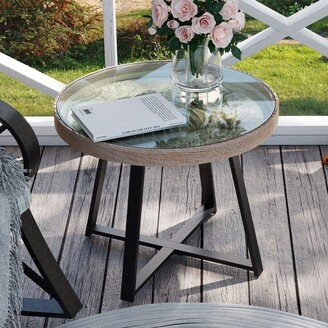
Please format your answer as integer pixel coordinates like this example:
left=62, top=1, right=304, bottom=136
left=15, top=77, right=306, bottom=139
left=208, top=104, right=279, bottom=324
left=244, top=17, right=328, bottom=36
left=236, top=45, right=328, bottom=116
left=1, top=44, right=327, bottom=116
left=0, top=66, right=100, bottom=116
left=1, top=9, right=327, bottom=116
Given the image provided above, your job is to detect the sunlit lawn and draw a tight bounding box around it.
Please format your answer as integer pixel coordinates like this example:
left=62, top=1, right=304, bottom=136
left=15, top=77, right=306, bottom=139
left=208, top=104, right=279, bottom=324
left=0, top=67, right=100, bottom=116
left=236, top=44, right=328, bottom=115
left=1, top=8, right=327, bottom=116
left=1, top=44, right=327, bottom=116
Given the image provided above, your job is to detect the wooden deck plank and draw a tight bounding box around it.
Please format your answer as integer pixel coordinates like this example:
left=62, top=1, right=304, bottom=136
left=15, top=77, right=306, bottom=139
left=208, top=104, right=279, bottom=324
left=20, top=147, right=81, bottom=328
left=101, top=165, right=162, bottom=310
left=47, top=157, right=121, bottom=327
left=153, top=166, right=202, bottom=303
left=15, top=145, right=328, bottom=324
left=282, top=146, right=328, bottom=322
left=243, top=147, right=298, bottom=313
left=202, top=159, right=249, bottom=304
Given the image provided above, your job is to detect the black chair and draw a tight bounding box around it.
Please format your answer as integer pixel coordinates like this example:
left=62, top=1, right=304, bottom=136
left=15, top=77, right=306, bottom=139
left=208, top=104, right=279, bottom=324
left=0, top=101, right=82, bottom=318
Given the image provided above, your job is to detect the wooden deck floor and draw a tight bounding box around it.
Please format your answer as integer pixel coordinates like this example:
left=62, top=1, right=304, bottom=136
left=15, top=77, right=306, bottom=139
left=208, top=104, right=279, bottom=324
left=15, top=145, right=328, bottom=327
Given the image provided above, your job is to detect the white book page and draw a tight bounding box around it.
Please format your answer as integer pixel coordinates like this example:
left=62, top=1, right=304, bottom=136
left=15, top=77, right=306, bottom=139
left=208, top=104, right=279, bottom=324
left=71, top=93, right=186, bottom=142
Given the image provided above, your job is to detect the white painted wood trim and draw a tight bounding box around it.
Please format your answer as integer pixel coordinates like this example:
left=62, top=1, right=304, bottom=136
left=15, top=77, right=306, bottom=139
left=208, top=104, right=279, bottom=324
left=291, top=29, right=328, bottom=57
left=0, top=53, right=65, bottom=97
left=103, top=0, right=118, bottom=67
left=1, top=116, right=327, bottom=146
left=222, top=28, right=285, bottom=66
left=264, top=116, right=328, bottom=145
left=224, top=0, right=328, bottom=65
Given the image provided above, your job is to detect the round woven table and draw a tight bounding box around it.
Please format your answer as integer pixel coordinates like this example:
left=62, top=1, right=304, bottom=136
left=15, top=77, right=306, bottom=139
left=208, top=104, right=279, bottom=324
left=54, top=61, right=279, bottom=302
left=55, top=61, right=278, bottom=167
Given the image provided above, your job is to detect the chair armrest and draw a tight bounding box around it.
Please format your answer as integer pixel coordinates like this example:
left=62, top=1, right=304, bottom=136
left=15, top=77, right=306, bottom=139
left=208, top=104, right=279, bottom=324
left=0, top=101, right=40, bottom=178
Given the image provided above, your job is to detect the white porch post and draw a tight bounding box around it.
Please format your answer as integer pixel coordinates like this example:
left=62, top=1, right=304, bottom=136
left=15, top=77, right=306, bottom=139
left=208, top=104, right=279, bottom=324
left=103, top=0, right=118, bottom=67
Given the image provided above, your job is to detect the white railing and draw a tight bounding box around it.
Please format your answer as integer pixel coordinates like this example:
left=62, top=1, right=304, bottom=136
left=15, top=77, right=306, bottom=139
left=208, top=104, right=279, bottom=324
left=223, top=0, right=328, bottom=65
left=0, top=0, right=328, bottom=145
left=0, top=52, right=65, bottom=97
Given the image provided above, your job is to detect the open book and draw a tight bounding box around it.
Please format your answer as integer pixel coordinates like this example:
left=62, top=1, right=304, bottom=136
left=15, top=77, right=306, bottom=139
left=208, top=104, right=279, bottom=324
left=71, top=93, right=186, bottom=142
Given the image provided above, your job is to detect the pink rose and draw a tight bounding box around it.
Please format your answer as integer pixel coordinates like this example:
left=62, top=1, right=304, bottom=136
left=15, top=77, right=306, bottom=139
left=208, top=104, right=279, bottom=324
left=228, top=12, right=245, bottom=32
left=151, top=0, right=169, bottom=28
left=211, top=22, right=233, bottom=48
left=175, top=25, right=195, bottom=43
left=171, top=0, right=198, bottom=22
left=148, top=27, right=157, bottom=35
left=191, top=12, right=216, bottom=34
left=220, top=0, right=238, bottom=20
left=167, top=19, right=179, bottom=29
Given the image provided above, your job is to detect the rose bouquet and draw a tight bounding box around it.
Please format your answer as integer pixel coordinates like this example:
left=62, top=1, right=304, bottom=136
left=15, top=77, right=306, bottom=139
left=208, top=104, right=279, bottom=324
left=148, top=0, right=247, bottom=91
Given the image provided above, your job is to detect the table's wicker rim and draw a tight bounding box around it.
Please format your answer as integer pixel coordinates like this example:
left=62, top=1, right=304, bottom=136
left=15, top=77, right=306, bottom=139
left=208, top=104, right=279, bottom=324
left=53, top=61, right=279, bottom=167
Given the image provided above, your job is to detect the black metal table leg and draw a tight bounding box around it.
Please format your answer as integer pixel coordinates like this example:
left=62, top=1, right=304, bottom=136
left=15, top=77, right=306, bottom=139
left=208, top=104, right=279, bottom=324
left=199, top=163, right=217, bottom=211
left=121, top=165, right=145, bottom=302
left=85, top=159, right=107, bottom=237
left=86, top=159, right=263, bottom=302
left=229, top=156, right=263, bottom=277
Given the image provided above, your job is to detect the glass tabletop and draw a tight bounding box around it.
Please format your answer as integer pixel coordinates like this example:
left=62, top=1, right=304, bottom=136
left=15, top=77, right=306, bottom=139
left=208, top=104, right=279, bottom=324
left=56, top=61, right=277, bottom=150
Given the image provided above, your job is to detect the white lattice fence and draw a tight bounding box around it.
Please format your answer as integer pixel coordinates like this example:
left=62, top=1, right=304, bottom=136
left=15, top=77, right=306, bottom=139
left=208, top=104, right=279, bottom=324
left=223, top=0, right=328, bottom=65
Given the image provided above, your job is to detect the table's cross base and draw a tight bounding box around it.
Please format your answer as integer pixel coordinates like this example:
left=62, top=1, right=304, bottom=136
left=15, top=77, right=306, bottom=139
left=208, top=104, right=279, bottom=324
left=85, top=158, right=263, bottom=302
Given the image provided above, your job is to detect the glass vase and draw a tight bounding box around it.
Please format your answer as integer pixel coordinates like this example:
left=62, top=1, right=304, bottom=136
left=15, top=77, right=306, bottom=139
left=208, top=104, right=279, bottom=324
left=171, top=39, right=223, bottom=93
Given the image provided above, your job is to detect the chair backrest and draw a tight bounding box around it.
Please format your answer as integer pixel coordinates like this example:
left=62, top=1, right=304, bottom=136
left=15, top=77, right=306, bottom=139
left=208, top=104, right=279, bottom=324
left=0, top=101, right=40, bottom=178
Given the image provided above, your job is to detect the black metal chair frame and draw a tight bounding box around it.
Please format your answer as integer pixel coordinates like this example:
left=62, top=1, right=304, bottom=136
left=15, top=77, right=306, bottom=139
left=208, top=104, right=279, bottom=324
left=0, top=101, right=82, bottom=318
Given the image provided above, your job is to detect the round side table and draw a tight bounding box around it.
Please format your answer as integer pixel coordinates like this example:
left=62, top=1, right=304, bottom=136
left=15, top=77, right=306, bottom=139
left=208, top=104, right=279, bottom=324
left=54, top=61, right=279, bottom=302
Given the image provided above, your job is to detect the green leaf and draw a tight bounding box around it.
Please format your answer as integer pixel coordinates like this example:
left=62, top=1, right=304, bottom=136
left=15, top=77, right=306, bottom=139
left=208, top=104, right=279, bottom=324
left=213, top=2, right=224, bottom=12
left=208, top=40, right=216, bottom=53
left=189, top=39, right=199, bottom=52
left=157, top=25, right=170, bottom=35
left=169, top=37, right=181, bottom=53
left=231, top=45, right=242, bottom=60
left=167, top=29, right=175, bottom=38
left=234, top=33, right=248, bottom=42
left=213, top=14, right=223, bottom=24
left=205, top=0, right=212, bottom=10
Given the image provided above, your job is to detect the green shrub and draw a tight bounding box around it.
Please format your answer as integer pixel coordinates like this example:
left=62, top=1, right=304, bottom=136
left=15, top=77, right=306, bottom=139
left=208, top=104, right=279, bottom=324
left=117, top=17, right=170, bottom=63
left=0, top=0, right=101, bottom=66
left=257, top=0, right=316, bottom=15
